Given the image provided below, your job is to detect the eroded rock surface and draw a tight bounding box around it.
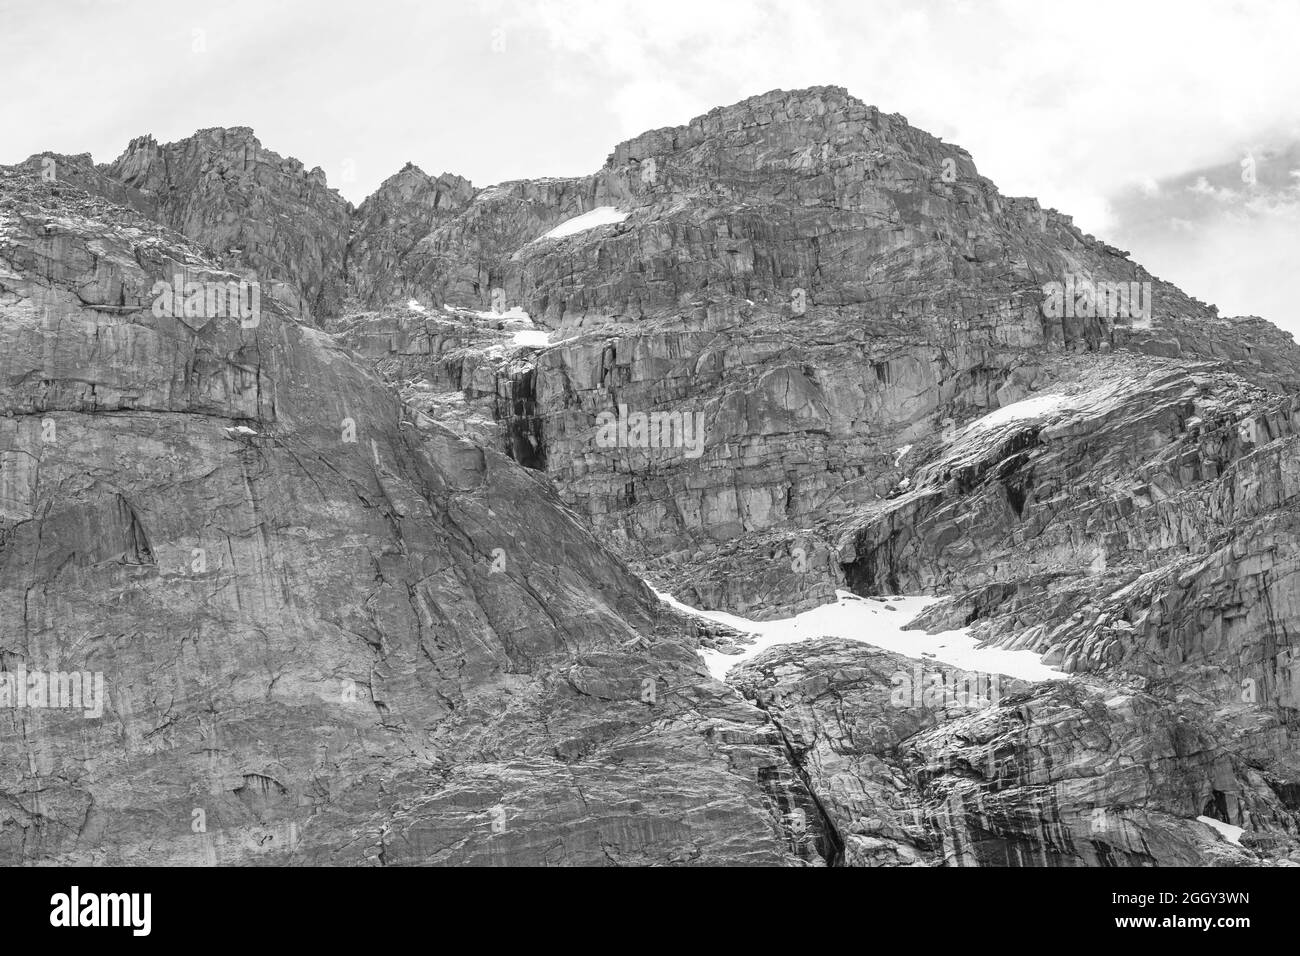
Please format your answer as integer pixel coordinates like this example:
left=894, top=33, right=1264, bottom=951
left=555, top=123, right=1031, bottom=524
left=733, top=640, right=1297, bottom=866
left=6, top=84, right=1300, bottom=865
left=0, top=168, right=828, bottom=865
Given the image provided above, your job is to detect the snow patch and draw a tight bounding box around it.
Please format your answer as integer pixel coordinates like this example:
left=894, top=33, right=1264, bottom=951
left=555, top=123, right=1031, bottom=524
left=965, top=393, right=1071, bottom=433
left=470, top=306, right=550, bottom=347
left=512, top=329, right=550, bottom=348
left=538, top=206, right=628, bottom=241
left=894, top=444, right=913, bottom=466
left=406, top=299, right=428, bottom=313
left=1197, top=815, right=1245, bottom=845
left=654, top=587, right=1063, bottom=682
left=475, top=306, right=532, bottom=323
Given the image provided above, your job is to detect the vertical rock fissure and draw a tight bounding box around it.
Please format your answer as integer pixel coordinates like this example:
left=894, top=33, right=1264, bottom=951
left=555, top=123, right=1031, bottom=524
left=756, top=700, right=846, bottom=866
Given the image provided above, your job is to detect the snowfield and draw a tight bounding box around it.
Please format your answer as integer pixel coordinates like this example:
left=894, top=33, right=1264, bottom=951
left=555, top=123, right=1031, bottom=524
left=964, top=393, right=1071, bottom=433
left=511, top=329, right=550, bottom=347
left=474, top=305, right=532, bottom=323
left=1196, top=816, right=1245, bottom=845
left=469, top=306, right=550, bottom=346
left=653, top=587, right=1063, bottom=682
left=537, top=206, right=628, bottom=241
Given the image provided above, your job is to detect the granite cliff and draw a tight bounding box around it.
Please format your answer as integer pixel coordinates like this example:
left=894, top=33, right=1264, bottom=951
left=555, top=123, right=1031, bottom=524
left=4, top=86, right=1297, bottom=866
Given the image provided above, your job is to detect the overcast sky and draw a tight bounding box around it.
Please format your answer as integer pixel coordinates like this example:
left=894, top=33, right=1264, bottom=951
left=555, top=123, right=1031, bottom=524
left=4, top=0, right=1297, bottom=334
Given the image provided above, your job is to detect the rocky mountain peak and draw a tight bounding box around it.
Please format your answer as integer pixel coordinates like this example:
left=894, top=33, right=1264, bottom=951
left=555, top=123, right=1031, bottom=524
left=362, top=162, right=476, bottom=208
left=95, top=126, right=353, bottom=321
left=607, top=84, right=966, bottom=183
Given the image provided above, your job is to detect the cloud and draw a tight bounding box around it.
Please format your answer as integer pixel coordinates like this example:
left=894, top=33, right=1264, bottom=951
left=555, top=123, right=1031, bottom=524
left=1109, top=142, right=1300, bottom=333
left=2, top=0, right=1296, bottom=331
left=1188, top=177, right=1238, bottom=201
left=511, top=0, right=1300, bottom=332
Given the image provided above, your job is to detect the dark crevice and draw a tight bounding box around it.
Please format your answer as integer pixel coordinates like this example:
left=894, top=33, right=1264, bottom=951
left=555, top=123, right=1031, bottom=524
left=501, top=366, right=545, bottom=470
left=755, top=701, right=846, bottom=866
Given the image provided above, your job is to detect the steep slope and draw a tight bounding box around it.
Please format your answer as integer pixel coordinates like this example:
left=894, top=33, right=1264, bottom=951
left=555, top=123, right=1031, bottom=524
left=335, top=86, right=1300, bottom=617
left=731, top=640, right=1286, bottom=866
left=8, top=84, right=1300, bottom=866
left=0, top=167, right=831, bottom=865
left=324, top=86, right=1300, bottom=865
left=106, top=129, right=353, bottom=324
left=346, top=164, right=477, bottom=308
left=21, top=129, right=354, bottom=326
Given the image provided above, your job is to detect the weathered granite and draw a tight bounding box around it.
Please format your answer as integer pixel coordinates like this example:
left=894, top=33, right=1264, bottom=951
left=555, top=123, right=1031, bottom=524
left=0, top=168, right=825, bottom=865
left=6, top=83, right=1300, bottom=866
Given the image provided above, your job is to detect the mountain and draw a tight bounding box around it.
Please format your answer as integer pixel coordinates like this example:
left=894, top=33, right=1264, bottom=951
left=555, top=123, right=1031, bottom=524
left=3, top=86, right=1298, bottom=866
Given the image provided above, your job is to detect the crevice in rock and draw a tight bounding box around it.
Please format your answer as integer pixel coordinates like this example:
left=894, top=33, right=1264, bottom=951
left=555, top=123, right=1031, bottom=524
left=502, top=366, right=545, bottom=470
left=751, top=697, right=846, bottom=866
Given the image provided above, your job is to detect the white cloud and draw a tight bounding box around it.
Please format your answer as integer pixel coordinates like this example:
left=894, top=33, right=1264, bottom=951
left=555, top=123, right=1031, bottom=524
left=1187, top=177, right=1238, bottom=202
left=2, top=0, right=1296, bottom=331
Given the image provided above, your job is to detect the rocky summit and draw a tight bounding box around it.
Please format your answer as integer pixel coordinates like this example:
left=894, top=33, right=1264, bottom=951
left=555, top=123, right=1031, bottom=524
left=3, top=85, right=1298, bottom=866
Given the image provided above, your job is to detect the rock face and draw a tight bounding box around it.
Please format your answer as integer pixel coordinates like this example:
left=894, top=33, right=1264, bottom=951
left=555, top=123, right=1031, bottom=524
left=328, top=86, right=1300, bottom=622
left=22, top=129, right=354, bottom=325
left=4, top=85, right=1300, bottom=866
left=346, top=164, right=477, bottom=309
left=0, top=168, right=826, bottom=865
left=731, top=639, right=1285, bottom=866
left=107, top=129, right=354, bottom=324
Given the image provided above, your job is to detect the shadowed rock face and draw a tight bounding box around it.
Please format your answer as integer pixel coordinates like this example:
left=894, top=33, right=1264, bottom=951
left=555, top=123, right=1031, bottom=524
left=5, top=85, right=1300, bottom=866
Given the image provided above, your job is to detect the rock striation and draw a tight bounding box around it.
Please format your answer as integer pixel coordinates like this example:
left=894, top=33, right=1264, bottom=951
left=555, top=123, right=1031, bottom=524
left=5, top=84, right=1300, bottom=865
left=0, top=167, right=828, bottom=865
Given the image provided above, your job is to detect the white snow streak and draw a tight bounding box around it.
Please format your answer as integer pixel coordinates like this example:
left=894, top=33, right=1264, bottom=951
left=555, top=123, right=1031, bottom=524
left=538, top=206, right=628, bottom=241
left=964, top=393, right=1071, bottom=433
left=1197, top=816, right=1245, bottom=845
left=653, top=587, right=1062, bottom=682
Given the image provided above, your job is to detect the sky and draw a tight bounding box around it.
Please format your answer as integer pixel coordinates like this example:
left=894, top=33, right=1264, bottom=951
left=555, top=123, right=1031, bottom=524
left=3, top=0, right=1297, bottom=334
